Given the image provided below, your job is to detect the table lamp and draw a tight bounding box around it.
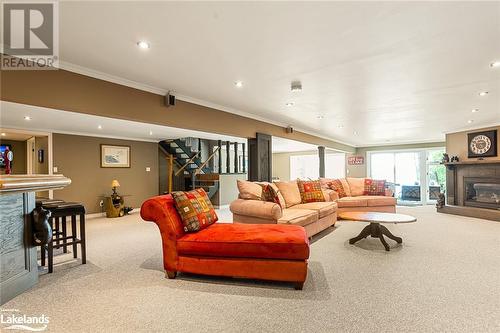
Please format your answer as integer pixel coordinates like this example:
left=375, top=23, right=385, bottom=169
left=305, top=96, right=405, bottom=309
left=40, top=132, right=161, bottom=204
left=111, top=179, right=120, bottom=196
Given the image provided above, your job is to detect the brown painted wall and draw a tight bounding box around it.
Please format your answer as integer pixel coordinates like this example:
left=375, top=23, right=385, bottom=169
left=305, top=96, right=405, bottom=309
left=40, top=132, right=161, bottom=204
left=446, top=125, right=500, bottom=162
left=0, top=139, right=27, bottom=174
left=52, top=133, right=159, bottom=213
left=0, top=69, right=355, bottom=153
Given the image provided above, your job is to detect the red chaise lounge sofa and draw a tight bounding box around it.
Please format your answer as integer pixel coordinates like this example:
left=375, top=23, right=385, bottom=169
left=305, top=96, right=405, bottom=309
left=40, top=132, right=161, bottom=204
left=140, top=194, right=310, bottom=289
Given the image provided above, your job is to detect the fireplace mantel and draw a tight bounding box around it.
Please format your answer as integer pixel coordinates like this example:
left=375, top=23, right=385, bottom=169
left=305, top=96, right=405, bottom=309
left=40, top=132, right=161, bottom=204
left=443, top=160, right=500, bottom=170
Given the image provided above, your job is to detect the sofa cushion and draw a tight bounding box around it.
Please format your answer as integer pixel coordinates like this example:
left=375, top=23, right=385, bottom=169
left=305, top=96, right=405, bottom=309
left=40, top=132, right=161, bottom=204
left=363, top=179, right=386, bottom=196
left=258, top=182, right=286, bottom=208
left=258, top=182, right=282, bottom=207
left=278, top=209, right=318, bottom=227
left=364, top=195, right=397, bottom=207
left=237, top=179, right=263, bottom=200
left=347, top=178, right=366, bottom=196
left=290, top=202, right=337, bottom=219
left=327, top=179, right=348, bottom=198
left=336, top=196, right=368, bottom=207
left=177, top=224, right=309, bottom=260
left=323, top=189, right=339, bottom=201
left=275, top=181, right=302, bottom=208
left=297, top=180, right=325, bottom=203
left=172, top=189, right=218, bottom=232
left=320, top=178, right=351, bottom=196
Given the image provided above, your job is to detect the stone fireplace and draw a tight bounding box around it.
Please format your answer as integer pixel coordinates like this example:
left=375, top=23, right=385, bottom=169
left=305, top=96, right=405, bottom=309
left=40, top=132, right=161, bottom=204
left=439, top=161, right=500, bottom=221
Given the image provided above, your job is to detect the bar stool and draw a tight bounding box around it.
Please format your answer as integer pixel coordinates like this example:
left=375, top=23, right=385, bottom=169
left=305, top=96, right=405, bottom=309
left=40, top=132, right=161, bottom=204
left=40, top=202, right=86, bottom=273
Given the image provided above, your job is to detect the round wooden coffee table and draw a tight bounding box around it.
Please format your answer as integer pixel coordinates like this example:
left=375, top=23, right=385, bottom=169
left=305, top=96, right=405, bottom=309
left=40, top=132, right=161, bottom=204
left=338, top=212, right=417, bottom=251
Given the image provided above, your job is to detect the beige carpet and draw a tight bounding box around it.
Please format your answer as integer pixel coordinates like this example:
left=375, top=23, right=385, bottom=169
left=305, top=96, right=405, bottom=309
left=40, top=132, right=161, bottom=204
left=2, top=206, right=499, bottom=332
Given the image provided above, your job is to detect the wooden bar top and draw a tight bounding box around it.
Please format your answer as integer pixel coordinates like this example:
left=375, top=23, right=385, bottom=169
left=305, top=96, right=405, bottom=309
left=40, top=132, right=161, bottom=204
left=0, top=174, right=71, bottom=194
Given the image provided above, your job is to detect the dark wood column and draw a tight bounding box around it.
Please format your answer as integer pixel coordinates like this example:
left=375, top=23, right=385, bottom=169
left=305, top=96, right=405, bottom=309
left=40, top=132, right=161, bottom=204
left=318, top=146, right=325, bottom=178
left=248, top=133, right=272, bottom=182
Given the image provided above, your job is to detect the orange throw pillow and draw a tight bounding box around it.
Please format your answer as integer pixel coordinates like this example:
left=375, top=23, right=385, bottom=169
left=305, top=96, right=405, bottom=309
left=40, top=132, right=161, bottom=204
left=363, top=179, right=386, bottom=196
left=172, top=188, right=218, bottom=232
left=297, top=180, right=325, bottom=203
left=327, top=179, right=348, bottom=198
left=258, top=183, right=283, bottom=208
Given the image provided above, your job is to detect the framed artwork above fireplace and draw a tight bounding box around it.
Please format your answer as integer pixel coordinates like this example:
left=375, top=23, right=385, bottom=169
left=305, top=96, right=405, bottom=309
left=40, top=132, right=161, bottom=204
left=467, top=129, right=497, bottom=158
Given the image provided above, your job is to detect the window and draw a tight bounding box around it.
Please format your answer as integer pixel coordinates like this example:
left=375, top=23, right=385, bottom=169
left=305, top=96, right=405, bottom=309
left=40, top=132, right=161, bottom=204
left=290, top=155, right=318, bottom=180
left=325, top=153, right=346, bottom=178
left=290, top=152, right=346, bottom=180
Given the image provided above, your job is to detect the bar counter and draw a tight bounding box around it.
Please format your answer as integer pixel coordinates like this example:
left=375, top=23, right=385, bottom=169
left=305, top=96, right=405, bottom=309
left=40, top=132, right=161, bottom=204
left=0, top=174, right=71, bottom=304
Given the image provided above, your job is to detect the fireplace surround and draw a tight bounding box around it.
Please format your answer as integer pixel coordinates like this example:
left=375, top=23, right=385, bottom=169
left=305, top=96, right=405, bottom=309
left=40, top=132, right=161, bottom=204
left=439, top=160, right=500, bottom=221
left=464, top=177, right=500, bottom=210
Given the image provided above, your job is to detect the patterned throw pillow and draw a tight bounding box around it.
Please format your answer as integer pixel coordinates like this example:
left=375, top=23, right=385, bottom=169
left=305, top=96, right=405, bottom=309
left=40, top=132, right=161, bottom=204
left=363, top=179, right=386, bottom=196
left=327, top=179, right=348, bottom=198
left=172, top=188, right=218, bottom=232
left=258, top=183, right=282, bottom=207
left=297, top=180, right=325, bottom=203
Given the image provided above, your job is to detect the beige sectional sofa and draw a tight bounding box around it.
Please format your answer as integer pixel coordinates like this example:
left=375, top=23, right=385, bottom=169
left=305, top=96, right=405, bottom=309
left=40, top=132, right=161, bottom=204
left=230, top=180, right=337, bottom=237
left=320, top=177, right=397, bottom=213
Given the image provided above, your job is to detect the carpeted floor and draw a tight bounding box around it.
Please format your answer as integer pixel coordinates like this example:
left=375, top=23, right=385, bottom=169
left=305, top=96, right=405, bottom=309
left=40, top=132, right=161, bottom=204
left=2, top=206, right=499, bottom=332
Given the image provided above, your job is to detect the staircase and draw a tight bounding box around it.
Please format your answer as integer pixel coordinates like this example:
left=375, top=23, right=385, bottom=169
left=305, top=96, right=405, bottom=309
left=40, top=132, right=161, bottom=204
left=160, top=138, right=219, bottom=199
left=159, top=138, right=212, bottom=175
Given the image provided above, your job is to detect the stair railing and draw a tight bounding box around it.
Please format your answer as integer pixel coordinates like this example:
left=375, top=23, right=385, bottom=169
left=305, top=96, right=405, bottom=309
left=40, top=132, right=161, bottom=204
left=175, top=151, right=200, bottom=176
left=194, top=146, right=221, bottom=176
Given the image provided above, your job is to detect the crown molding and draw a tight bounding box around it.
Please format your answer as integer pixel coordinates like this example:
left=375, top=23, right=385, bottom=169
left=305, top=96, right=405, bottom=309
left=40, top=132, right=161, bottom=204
left=442, top=121, right=500, bottom=134
left=58, top=61, right=357, bottom=148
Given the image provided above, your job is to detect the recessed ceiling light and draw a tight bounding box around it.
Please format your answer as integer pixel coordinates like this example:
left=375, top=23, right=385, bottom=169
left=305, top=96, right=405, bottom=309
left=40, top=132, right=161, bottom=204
left=24, top=116, right=31, bottom=121
left=97, top=125, right=102, bottom=130
left=137, top=41, right=150, bottom=49
left=291, top=81, right=302, bottom=92
left=467, top=120, right=474, bottom=124
left=337, top=124, right=344, bottom=129
left=478, top=91, right=489, bottom=97
left=471, top=108, right=479, bottom=113
left=353, top=131, right=358, bottom=135
left=234, top=81, right=243, bottom=88
left=149, top=130, right=153, bottom=136
left=490, top=61, right=500, bottom=68
left=1, top=133, right=5, bottom=136
left=285, top=102, right=294, bottom=107
left=317, top=115, right=324, bottom=119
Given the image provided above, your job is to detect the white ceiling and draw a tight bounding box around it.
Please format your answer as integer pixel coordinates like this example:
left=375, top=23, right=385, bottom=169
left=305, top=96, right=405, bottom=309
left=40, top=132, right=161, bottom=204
left=0, top=102, right=246, bottom=143
left=53, top=2, right=500, bottom=146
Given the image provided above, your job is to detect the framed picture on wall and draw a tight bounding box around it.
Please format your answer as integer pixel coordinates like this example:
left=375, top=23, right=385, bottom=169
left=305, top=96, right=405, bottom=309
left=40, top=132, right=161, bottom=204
left=100, top=145, right=130, bottom=168
left=467, top=130, right=497, bottom=158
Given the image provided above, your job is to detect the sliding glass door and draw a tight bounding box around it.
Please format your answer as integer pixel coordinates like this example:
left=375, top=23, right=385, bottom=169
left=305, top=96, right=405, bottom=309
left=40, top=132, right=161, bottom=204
left=426, top=150, right=446, bottom=202
left=369, top=148, right=445, bottom=205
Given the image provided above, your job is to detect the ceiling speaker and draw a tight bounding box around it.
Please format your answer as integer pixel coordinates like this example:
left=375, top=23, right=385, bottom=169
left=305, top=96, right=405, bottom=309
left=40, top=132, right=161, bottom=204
left=164, top=91, right=176, bottom=107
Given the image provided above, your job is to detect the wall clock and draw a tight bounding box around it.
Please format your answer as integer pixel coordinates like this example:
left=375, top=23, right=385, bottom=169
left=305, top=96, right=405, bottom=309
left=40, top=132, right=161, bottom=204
left=467, top=130, right=497, bottom=158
